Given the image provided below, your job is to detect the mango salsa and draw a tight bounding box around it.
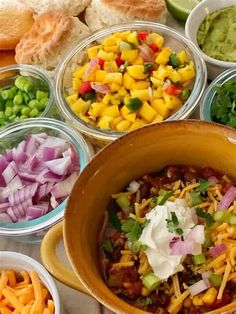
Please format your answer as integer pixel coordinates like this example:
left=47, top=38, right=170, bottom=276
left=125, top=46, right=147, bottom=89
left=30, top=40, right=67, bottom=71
left=67, top=31, right=196, bottom=132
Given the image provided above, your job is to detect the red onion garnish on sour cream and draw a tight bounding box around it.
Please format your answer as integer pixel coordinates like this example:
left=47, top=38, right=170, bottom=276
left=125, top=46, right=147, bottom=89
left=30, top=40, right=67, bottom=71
left=0, top=134, right=80, bottom=223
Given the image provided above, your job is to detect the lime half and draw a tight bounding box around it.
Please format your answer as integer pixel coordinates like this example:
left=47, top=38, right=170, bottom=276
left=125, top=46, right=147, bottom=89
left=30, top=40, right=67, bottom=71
left=166, top=0, right=201, bottom=21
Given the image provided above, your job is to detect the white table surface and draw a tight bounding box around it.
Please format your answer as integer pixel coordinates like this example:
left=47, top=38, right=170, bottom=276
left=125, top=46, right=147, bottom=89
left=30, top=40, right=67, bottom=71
left=0, top=14, right=194, bottom=314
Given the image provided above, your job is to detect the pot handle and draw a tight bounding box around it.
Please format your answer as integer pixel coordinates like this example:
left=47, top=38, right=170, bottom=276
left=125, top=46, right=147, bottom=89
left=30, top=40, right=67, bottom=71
left=40, top=221, right=90, bottom=295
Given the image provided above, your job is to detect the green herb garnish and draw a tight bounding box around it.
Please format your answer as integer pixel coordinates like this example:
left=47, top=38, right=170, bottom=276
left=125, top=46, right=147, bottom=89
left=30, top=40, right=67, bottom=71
left=144, top=63, right=154, bottom=74
left=196, top=208, right=214, bottom=227
left=126, top=97, right=143, bottom=111
left=211, top=80, right=236, bottom=128
left=157, top=190, right=175, bottom=205
left=121, top=218, right=149, bottom=243
left=108, top=208, right=122, bottom=231
left=189, top=178, right=211, bottom=206
left=196, top=178, right=211, bottom=194
left=166, top=212, right=184, bottom=240
left=144, top=297, right=153, bottom=306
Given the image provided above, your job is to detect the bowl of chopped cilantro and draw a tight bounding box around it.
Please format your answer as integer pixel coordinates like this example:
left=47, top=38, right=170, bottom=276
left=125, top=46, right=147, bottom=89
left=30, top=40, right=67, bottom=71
left=200, top=68, right=236, bottom=129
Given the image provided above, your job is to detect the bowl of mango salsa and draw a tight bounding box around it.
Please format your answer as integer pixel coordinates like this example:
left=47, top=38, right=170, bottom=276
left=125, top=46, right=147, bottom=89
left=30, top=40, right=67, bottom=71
left=55, top=21, right=207, bottom=146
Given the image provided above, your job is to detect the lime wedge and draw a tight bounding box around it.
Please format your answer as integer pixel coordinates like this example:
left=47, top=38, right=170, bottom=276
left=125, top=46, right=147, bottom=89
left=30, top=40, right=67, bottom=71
left=166, top=0, right=201, bottom=21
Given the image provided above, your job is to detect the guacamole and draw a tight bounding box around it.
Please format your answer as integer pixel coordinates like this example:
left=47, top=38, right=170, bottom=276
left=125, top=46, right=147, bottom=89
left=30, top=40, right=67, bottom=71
left=197, top=5, right=236, bottom=62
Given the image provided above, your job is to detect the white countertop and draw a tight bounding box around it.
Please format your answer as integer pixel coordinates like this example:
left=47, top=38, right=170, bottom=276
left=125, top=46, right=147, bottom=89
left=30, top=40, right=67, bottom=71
left=0, top=14, right=189, bottom=314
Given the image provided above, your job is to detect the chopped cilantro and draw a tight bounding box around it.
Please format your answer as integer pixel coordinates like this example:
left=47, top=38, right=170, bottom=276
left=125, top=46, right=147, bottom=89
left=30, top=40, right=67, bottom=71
left=143, top=63, right=154, bottom=74
left=196, top=178, right=211, bottom=194
left=166, top=212, right=184, bottom=240
left=196, top=208, right=214, bottom=227
left=144, top=297, right=153, bottom=305
left=121, top=219, right=149, bottom=243
left=189, top=178, right=211, bottom=206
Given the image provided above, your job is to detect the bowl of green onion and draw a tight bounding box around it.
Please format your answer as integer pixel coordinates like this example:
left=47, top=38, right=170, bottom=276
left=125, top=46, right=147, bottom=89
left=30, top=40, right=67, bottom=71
left=200, top=68, right=236, bottom=129
left=0, top=65, right=55, bottom=128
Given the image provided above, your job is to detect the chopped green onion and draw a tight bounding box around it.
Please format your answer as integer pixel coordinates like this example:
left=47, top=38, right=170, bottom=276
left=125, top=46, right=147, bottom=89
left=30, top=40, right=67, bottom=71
left=209, top=273, right=222, bottom=287
left=213, top=210, right=230, bottom=223
left=189, top=191, right=203, bottom=206
left=36, top=90, right=49, bottom=101
left=102, top=239, right=113, bottom=253
left=13, top=94, right=23, bottom=106
left=142, top=272, right=161, bottom=292
left=229, top=214, right=236, bottom=225
left=1, top=89, right=14, bottom=100
left=150, top=197, right=157, bottom=208
left=192, top=253, right=206, bottom=266
left=115, top=195, right=130, bottom=209
left=29, top=108, right=39, bottom=117
left=203, top=235, right=212, bottom=248
left=158, top=190, right=175, bottom=205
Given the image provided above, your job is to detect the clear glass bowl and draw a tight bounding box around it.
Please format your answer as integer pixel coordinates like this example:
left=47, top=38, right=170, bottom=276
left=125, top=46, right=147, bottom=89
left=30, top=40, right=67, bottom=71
left=200, top=68, right=236, bottom=123
left=0, top=117, right=93, bottom=243
left=0, top=64, right=61, bottom=126
left=55, top=21, right=207, bottom=146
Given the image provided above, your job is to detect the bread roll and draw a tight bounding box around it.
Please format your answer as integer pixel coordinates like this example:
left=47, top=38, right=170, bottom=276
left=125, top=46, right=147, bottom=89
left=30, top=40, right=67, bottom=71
left=15, top=12, right=90, bottom=74
left=25, top=0, right=91, bottom=17
left=0, top=0, right=34, bottom=50
left=85, top=0, right=167, bottom=32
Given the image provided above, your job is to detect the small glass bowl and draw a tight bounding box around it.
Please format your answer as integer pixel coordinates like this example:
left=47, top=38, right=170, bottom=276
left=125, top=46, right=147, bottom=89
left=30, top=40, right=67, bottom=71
left=0, top=117, right=93, bottom=243
left=55, top=21, right=207, bottom=146
left=0, top=64, right=60, bottom=127
left=200, top=68, right=236, bottom=123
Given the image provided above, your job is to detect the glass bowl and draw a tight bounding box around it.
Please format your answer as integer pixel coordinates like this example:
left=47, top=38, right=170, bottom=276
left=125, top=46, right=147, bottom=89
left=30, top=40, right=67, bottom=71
left=200, top=68, right=236, bottom=125
left=0, top=64, right=61, bottom=127
left=55, top=21, right=207, bottom=146
left=0, top=117, right=93, bottom=243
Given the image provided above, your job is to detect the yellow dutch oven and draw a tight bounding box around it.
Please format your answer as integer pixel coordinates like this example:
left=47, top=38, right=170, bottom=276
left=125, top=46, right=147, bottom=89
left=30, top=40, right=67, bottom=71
left=41, top=120, right=236, bottom=314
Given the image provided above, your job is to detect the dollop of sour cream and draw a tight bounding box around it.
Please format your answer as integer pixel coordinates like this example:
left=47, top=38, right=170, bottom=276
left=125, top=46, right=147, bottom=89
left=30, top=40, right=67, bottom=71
left=139, top=199, right=197, bottom=280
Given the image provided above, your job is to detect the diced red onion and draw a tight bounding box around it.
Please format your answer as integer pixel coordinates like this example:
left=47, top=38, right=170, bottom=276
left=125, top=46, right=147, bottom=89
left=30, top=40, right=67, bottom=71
left=188, top=279, right=211, bottom=296
left=170, top=239, right=195, bottom=255
left=84, top=57, right=99, bottom=77
left=0, top=213, right=12, bottom=223
left=209, top=243, right=227, bottom=257
left=201, top=271, right=210, bottom=280
left=91, top=83, right=110, bottom=94
left=217, top=185, right=236, bottom=210
left=0, top=134, right=80, bottom=223
left=127, top=180, right=140, bottom=193
left=208, top=176, right=219, bottom=184
left=185, top=225, right=205, bottom=244
left=138, top=45, right=154, bottom=62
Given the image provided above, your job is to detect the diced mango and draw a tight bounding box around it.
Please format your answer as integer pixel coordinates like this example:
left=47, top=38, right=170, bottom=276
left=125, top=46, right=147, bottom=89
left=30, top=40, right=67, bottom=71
left=116, top=120, right=131, bottom=131
left=104, top=61, right=119, bottom=72
left=156, top=47, right=172, bottom=65
left=121, top=50, right=139, bottom=62
left=71, top=98, right=90, bottom=115
left=102, top=94, right=112, bottom=105
left=150, top=77, right=164, bottom=87
left=177, top=64, right=195, bottom=82
left=177, top=50, right=189, bottom=64
left=74, top=65, right=86, bottom=79
left=131, top=89, right=150, bottom=101
left=153, top=65, right=169, bottom=80
left=95, top=70, right=107, bottom=82
left=110, top=94, right=121, bottom=105
left=104, top=73, right=123, bottom=85
left=79, top=114, right=90, bottom=123
left=127, top=31, right=139, bottom=46
left=118, top=87, right=128, bottom=96
left=129, top=119, right=146, bottom=131
left=110, top=116, right=123, bottom=129
left=133, top=56, right=144, bottom=65
left=152, top=86, right=163, bottom=99
left=104, top=45, right=119, bottom=53
left=110, top=83, right=121, bottom=92
left=168, top=70, right=181, bottom=83
left=66, top=94, right=78, bottom=106
left=131, top=81, right=150, bottom=90
left=87, top=45, right=103, bottom=59
left=151, top=98, right=170, bottom=118
left=127, top=65, right=148, bottom=80
left=97, top=50, right=115, bottom=61
left=72, top=77, right=82, bottom=91
left=114, top=31, right=131, bottom=40
left=123, top=73, right=135, bottom=90
left=97, top=116, right=112, bottom=129
left=139, top=101, right=157, bottom=122
left=102, top=36, right=117, bottom=46
left=125, top=113, right=136, bottom=123
left=102, top=105, right=120, bottom=118
left=163, top=91, right=182, bottom=110
left=88, top=102, right=106, bottom=117
left=120, top=105, right=131, bottom=118
left=148, top=33, right=164, bottom=48
left=152, top=114, right=164, bottom=123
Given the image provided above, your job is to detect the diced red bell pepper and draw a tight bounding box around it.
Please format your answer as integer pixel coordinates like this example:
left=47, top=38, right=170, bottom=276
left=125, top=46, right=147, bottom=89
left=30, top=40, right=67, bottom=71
left=165, top=84, right=181, bottom=96
left=149, top=42, right=160, bottom=52
left=138, top=32, right=149, bottom=41
left=115, top=56, right=125, bottom=67
left=98, top=58, right=105, bottom=69
left=79, top=81, right=92, bottom=94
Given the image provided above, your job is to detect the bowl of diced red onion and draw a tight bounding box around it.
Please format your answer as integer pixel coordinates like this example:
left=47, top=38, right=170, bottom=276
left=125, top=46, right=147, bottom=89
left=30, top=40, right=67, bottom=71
left=0, top=117, right=93, bottom=242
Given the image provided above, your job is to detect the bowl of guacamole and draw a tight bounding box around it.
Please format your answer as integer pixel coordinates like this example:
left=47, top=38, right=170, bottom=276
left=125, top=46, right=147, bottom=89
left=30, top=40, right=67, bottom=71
left=185, top=0, right=236, bottom=80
